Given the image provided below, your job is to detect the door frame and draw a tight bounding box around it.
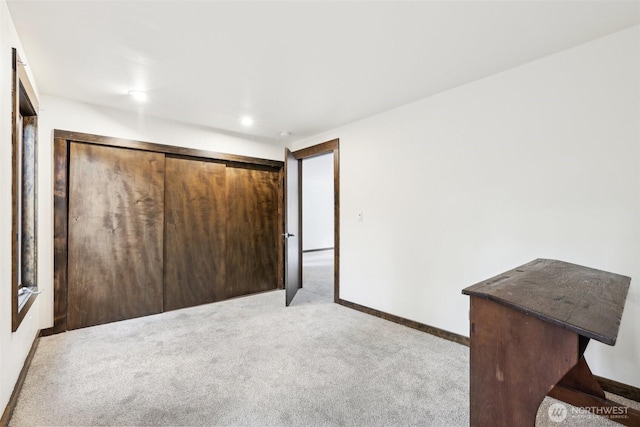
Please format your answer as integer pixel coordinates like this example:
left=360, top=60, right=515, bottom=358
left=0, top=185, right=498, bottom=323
left=293, top=139, right=340, bottom=302
left=50, top=130, right=284, bottom=335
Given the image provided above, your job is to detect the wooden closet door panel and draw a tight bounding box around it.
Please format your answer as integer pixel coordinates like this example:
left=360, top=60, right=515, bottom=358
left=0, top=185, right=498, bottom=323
left=164, top=157, right=226, bottom=311
left=67, top=143, right=165, bottom=329
left=226, top=166, right=280, bottom=298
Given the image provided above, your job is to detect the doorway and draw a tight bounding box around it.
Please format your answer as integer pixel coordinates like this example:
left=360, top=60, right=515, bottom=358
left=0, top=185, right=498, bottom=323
left=301, top=153, right=334, bottom=301
left=284, top=139, right=340, bottom=305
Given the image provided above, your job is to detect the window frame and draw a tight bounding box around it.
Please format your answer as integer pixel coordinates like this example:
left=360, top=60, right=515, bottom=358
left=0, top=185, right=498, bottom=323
left=12, top=48, right=39, bottom=332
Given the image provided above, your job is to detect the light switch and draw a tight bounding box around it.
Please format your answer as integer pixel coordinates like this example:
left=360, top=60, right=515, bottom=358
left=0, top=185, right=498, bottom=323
left=357, top=210, right=364, bottom=222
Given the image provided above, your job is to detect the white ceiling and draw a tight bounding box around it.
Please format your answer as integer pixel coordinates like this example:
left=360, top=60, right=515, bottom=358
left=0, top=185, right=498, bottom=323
left=6, top=1, right=640, bottom=145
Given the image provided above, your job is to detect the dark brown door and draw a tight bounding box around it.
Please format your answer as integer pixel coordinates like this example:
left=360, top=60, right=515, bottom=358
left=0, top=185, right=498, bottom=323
left=225, top=164, right=280, bottom=299
left=67, top=143, right=165, bottom=329
left=163, top=157, right=227, bottom=311
left=284, top=148, right=301, bottom=306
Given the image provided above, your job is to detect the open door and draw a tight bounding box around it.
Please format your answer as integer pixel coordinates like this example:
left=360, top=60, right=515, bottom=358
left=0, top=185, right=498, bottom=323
left=284, top=148, right=301, bottom=306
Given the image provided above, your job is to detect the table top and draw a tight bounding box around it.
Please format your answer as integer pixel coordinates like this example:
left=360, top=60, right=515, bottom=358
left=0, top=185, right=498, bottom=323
left=462, top=259, right=631, bottom=345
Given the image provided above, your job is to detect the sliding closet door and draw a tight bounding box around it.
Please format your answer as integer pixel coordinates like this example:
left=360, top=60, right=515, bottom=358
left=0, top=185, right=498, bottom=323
left=225, top=165, right=280, bottom=298
left=67, top=143, right=165, bottom=329
left=164, top=157, right=227, bottom=311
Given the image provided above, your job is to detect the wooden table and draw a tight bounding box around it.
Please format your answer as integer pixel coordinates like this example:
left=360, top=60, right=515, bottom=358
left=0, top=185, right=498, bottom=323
left=462, top=258, right=638, bottom=426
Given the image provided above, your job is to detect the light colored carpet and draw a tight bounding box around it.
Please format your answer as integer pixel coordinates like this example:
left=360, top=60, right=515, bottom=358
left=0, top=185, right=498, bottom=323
left=9, top=250, right=638, bottom=426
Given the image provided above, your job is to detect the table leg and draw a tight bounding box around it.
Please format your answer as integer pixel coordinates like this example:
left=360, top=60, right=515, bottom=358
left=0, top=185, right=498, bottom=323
left=469, top=297, right=579, bottom=426
left=549, top=357, right=640, bottom=427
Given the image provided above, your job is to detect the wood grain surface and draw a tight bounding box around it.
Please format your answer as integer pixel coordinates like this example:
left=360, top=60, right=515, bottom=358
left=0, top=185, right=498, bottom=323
left=469, top=297, right=578, bottom=426
left=56, top=132, right=284, bottom=331
left=54, top=129, right=282, bottom=168
left=52, top=137, right=69, bottom=333
left=462, top=259, right=631, bottom=345
left=67, top=143, right=165, bottom=329
left=164, top=157, right=227, bottom=311
left=225, top=165, right=280, bottom=298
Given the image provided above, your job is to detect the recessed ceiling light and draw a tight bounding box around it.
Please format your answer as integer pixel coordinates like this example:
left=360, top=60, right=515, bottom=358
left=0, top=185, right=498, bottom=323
left=128, top=90, right=147, bottom=102
left=280, top=131, right=291, bottom=138
left=240, top=116, right=254, bottom=127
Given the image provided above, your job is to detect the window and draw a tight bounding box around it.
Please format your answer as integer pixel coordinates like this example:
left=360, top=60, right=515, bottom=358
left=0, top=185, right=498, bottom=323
left=12, top=48, right=39, bottom=331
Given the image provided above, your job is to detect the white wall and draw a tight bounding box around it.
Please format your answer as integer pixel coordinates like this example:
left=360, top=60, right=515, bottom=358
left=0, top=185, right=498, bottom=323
left=0, top=0, right=41, bottom=413
left=39, top=96, right=284, bottom=162
left=302, top=153, right=334, bottom=251
left=293, top=26, right=640, bottom=388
